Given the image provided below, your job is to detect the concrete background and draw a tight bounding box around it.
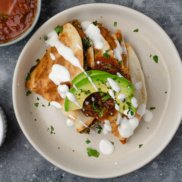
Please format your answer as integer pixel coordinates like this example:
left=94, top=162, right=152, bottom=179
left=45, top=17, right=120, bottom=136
left=0, top=0, right=182, bottom=181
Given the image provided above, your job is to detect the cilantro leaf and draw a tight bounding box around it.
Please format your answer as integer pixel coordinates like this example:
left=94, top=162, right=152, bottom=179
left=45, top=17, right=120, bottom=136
left=150, top=107, right=156, bottom=110
left=153, top=55, right=159, bottom=63
left=54, top=25, right=63, bottom=35
left=87, top=147, right=100, bottom=158
left=85, top=139, right=91, bottom=144
left=133, top=29, right=139, bottom=32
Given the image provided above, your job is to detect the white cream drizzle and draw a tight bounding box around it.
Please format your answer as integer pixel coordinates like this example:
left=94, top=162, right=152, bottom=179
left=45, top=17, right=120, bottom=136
left=46, top=31, right=82, bottom=68
left=49, top=64, right=70, bottom=85
left=137, top=104, right=146, bottom=117
left=66, top=118, right=74, bottom=127
left=103, top=120, right=112, bottom=134
left=107, top=78, right=120, bottom=92
left=50, top=101, right=62, bottom=109
left=73, top=84, right=78, bottom=91
left=116, top=113, right=122, bottom=125
left=116, top=72, right=123, bottom=78
left=117, top=93, right=126, bottom=102
left=131, top=97, right=138, bottom=108
left=81, top=21, right=105, bottom=50
left=118, top=117, right=134, bottom=138
left=46, top=29, right=98, bottom=101
left=113, top=40, right=123, bottom=61
left=115, top=103, right=120, bottom=111
left=108, top=89, right=115, bottom=99
left=99, top=139, right=114, bottom=155
left=129, top=117, right=139, bottom=130
left=50, top=53, right=56, bottom=60
left=57, top=84, right=69, bottom=98
left=135, top=82, right=142, bottom=90
left=66, top=92, right=81, bottom=108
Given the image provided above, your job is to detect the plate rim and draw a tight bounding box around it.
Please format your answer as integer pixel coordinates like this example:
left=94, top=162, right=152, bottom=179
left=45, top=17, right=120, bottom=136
left=12, top=3, right=182, bottom=178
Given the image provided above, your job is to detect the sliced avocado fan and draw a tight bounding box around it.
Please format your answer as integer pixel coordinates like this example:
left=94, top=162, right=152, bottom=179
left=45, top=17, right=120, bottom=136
left=64, top=70, right=136, bottom=115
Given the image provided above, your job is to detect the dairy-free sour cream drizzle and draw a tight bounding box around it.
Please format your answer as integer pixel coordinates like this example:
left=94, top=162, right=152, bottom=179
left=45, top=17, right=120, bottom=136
left=46, top=30, right=97, bottom=91
left=81, top=21, right=105, bottom=50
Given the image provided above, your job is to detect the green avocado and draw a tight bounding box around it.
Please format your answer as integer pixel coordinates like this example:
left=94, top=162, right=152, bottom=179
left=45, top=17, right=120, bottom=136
left=72, top=70, right=112, bottom=84
left=64, top=70, right=135, bottom=114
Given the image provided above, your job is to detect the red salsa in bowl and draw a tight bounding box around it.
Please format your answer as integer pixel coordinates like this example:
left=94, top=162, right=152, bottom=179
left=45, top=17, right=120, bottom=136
left=0, top=0, right=39, bottom=45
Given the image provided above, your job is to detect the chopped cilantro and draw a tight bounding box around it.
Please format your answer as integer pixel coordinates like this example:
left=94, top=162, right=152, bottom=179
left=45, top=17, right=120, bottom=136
left=133, top=28, right=139, bottom=32
left=34, top=103, right=39, bottom=107
left=26, top=73, right=31, bottom=81
left=139, top=144, right=143, bottom=148
left=43, top=35, right=48, bottom=41
left=111, top=141, right=114, bottom=145
left=103, top=50, right=110, bottom=58
left=92, top=102, right=100, bottom=113
left=54, top=25, right=63, bottom=35
left=48, top=102, right=51, bottom=106
left=98, top=109, right=104, bottom=117
left=48, top=125, right=55, bottom=134
left=26, top=90, right=32, bottom=96
left=85, top=139, right=91, bottom=144
left=149, top=54, right=152, bottom=58
left=102, top=94, right=111, bottom=102
left=153, top=55, right=159, bottom=63
left=93, top=20, right=98, bottom=25
left=42, top=104, right=45, bottom=107
left=36, top=97, right=40, bottom=101
left=36, top=59, right=40, bottom=63
left=87, top=147, right=100, bottom=158
left=82, top=37, right=92, bottom=50
left=150, top=107, right=156, bottom=110
left=114, top=21, right=117, bottom=27
left=25, top=65, right=36, bottom=81
left=130, top=110, right=134, bottom=116
left=96, top=125, right=102, bottom=134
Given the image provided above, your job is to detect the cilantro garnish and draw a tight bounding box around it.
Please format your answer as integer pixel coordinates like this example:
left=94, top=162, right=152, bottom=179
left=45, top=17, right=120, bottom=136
left=26, top=90, right=32, bottom=96
left=96, top=125, right=102, bottom=134
left=103, top=50, right=110, bottom=58
left=133, top=28, right=139, bottom=32
left=153, top=55, right=159, bottom=63
left=150, top=107, right=156, bottom=110
left=54, top=25, right=63, bottom=35
left=85, top=139, right=91, bottom=144
left=114, top=21, right=117, bottom=27
left=82, top=37, right=92, bottom=50
left=102, top=94, right=111, bottom=102
left=26, top=73, right=31, bottom=81
left=43, top=35, right=48, bottom=41
left=139, top=144, right=143, bottom=148
left=48, top=125, right=55, bottom=134
left=93, top=20, right=98, bottom=25
left=86, top=147, right=100, bottom=158
left=34, top=103, right=39, bottom=107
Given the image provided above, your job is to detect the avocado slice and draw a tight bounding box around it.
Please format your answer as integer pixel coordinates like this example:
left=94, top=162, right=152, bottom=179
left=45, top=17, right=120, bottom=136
left=72, top=70, right=112, bottom=84
left=65, top=71, right=135, bottom=114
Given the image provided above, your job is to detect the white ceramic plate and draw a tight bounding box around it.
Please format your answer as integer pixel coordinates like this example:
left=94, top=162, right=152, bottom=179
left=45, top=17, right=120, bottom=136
left=13, top=4, right=182, bottom=178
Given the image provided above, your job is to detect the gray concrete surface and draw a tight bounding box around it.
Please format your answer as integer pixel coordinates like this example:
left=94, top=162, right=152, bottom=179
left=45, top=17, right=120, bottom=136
left=0, top=0, right=182, bottom=181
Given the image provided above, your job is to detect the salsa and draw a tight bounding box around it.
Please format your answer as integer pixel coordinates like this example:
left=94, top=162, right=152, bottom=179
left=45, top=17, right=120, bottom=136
left=0, top=0, right=37, bottom=44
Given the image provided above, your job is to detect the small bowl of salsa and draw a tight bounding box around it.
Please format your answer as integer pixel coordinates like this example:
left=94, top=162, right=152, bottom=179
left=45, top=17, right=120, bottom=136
left=0, top=0, right=41, bottom=46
